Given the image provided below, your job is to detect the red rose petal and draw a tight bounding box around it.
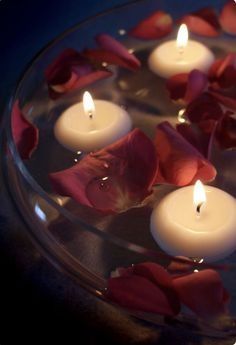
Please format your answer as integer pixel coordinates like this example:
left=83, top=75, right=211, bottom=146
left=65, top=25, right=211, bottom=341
left=177, top=122, right=216, bottom=160
left=173, top=270, right=230, bottom=320
left=49, top=129, right=158, bottom=213
left=220, top=0, right=236, bottom=35
left=130, top=11, right=173, bottom=40
left=107, top=275, right=179, bottom=316
left=83, top=49, right=139, bottom=71
left=45, top=49, right=112, bottom=99
left=216, top=113, right=236, bottom=149
left=11, top=101, right=39, bottom=160
left=209, top=87, right=236, bottom=111
left=154, top=121, right=216, bottom=186
left=95, top=34, right=141, bottom=70
left=166, top=70, right=208, bottom=104
left=185, top=93, right=224, bottom=123
left=179, top=7, right=220, bottom=37
left=166, top=73, right=188, bottom=102
left=208, top=53, right=236, bottom=88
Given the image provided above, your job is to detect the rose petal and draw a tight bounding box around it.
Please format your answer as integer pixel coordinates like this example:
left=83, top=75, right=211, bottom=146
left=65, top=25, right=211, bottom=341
left=129, top=11, right=173, bottom=40
left=173, top=269, right=230, bottom=320
left=45, top=49, right=112, bottom=99
left=95, top=34, right=141, bottom=70
left=216, top=113, right=236, bottom=149
left=179, top=7, right=220, bottom=37
left=185, top=93, right=224, bottom=123
left=167, top=256, right=194, bottom=275
left=11, top=101, right=39, bottom=160
left=49, top=129, right=158, bottom=213
left=219, top=0, right=236, bottom=35
left=208, top=53, right=236, bottom=89
left=209, top=87, right=236, bottom=111
left=166, top=70, right=208, bottom=104
left=133, top=262, right=180, bottom=312
left=166, top=73, right=188, bottom=102
left=177, top=122, right=216, bottom=160
left=107, top=275, right=179, bottom=316
left=154, top=121, right=216, bottom=186
left=83, top=49, right=139, bottom=71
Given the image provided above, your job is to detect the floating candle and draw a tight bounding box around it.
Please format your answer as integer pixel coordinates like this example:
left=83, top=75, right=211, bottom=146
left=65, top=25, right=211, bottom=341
left=54, top=91, right=132, bottom=152
left=150, top=180, right=236, bottom=262
left=148, top=24, right=214, bottom=78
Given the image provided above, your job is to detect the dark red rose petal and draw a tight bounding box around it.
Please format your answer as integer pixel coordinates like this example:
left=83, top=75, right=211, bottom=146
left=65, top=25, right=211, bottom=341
left=185, top=93, right=224, bottom=123
left=107, top=275, right=179, bottom=316
left=216, top=113, right=236, bottom=149
left=208, top=53, right=236, bottom=89
left=209, top=87, right=236, bottom=111
left=173, top=270, right=230, bottom=320
left=166, top=70, right=208, bottom=104
left=49, top=129, right=158, bottom=213
left=179, top=7, right=220, bottom=37
left=219, top=0, right=236, bottom=35
left=83, top=49, right=139, bottom=71
left=154, top=121, right=216, bottom=186
left=130, top=11, right=173, bottom=40
left=95, top=34, right=141, bottom=70
left=177, top=122, right=216, bottom=160
left=11, top=101, right=39, bottom=160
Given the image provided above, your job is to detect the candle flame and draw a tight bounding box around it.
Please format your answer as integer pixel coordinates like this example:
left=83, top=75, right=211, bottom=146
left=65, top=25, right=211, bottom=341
left=177, top=24, right=188, bottom=50
left=193, top=180, right=206, bottom=213
left=83, top=91, right=95, bottom=118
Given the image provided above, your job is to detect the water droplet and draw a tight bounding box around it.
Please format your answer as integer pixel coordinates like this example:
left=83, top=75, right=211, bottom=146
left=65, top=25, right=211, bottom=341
left=178, top=109, right=187, bottom=123
left=128, top=48, right=134, bottom=54
left=118, top=29, right=126, bottom=36
left=102, top=62, right=108, bottom=67
left=74, top=158, right=78, bottom=163
left=103, top=163, right=109, bottom=169
left=99, top=176, right=110, bottom=191
left=77, top=151, right=82, bottom=155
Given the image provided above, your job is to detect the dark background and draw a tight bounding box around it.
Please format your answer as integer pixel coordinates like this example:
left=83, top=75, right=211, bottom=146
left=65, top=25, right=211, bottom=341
left=0, top=1, right=233, bottom=344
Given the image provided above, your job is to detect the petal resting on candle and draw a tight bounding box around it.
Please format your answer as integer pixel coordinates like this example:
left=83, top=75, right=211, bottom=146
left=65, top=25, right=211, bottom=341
left=219, top=0, right=236, bottom=35
left=107, top=262, right=180, bottom=316
left=11, top=101, right=39, bottom=160
left=173, top=269, right=230, bottom=320
left=166, top=70, right=208, bottom=105
left=179, top=7, right=220, bottom=37
left=45, top=49, right=112, bottom=99
left=154, top=121, right=216, bottom=186
left=49, top=129, right=158, bottom=213
left=129, top=11, right=173, bottom=40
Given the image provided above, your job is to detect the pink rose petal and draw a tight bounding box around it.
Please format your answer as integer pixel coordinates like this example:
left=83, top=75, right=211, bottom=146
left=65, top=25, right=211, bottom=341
left=95, top=34, right=141, bottom=70
left=219, top=0, right=236, bottom=35
left=154, top=121, right=216, bottom=186
left=129, top=11, right=173, bottom=40
left=173, top=270, right=230, bottom=320
left=179, top=7, right=220, bottom=37
left=166, top=70, right=208, bottom=104
left=49, top=129, right=158, bottom=213
left=11, top=101, right=39, bottom=160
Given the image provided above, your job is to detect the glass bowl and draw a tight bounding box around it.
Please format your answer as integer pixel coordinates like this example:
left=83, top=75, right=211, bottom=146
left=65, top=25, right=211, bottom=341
left=2, top=0, right=236, bottom=338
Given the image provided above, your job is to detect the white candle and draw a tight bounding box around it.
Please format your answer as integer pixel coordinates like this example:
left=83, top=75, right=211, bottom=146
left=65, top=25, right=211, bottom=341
left=148, top=24, right=214, bottom=78
left=150, top=181, right=236, bottom=262
left=54, top=91, right=132, bottom=152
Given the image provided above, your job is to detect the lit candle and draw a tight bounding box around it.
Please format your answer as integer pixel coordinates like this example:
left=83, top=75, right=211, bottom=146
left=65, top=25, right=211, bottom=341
left=54, top=91, right=132, bottom=152
left=150, top=180, right=236, bottom=262
left=148, top=24, right=214, bottom=78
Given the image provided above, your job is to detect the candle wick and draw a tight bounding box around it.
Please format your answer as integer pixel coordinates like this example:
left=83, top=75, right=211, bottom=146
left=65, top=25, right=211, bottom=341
left=196, top=202, right=203, bottom=214
left=88, top=111, right=93, bottom=119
